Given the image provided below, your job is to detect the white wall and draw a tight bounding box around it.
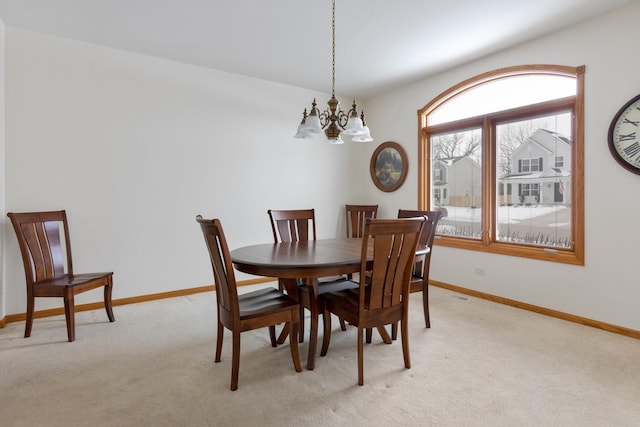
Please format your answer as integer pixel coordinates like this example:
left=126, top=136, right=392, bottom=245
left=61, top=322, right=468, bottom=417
left=0, top=18, right=5, bottom=319
left=364, top=3, right=640, bottom=330
left=2, top=28, right=371, bottom=315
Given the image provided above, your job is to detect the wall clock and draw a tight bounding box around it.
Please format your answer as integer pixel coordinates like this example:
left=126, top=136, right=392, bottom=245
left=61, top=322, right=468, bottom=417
left=608, top=93, right=640, bottom=175
left=370, top=141, right=408, bottom=192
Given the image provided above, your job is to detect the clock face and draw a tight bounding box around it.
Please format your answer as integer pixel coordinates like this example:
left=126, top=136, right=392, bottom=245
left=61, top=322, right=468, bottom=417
left=609, top=94, right=640, bottom=175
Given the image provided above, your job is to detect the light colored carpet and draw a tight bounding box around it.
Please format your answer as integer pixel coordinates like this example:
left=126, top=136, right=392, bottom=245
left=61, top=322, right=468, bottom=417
left=1, top=285, right=639, bottom=427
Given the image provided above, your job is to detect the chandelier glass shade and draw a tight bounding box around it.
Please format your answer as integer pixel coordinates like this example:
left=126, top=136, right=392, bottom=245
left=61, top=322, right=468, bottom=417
left=294, top=0, right=373, bottom=144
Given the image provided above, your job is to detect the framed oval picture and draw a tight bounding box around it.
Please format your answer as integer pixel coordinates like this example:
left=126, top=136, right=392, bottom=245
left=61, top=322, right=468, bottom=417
left=370, top=141, right=408, bottom=192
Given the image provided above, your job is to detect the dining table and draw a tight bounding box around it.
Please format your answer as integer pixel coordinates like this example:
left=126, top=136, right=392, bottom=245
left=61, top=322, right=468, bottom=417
left=230, top=237, right=429, bottom=370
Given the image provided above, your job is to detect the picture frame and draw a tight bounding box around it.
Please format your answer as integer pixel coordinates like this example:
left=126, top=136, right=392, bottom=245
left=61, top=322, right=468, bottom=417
left=370, top=141, right=408, bottom=192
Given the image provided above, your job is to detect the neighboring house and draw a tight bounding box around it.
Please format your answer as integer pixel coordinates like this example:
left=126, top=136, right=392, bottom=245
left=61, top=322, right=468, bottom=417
left=432, top=156, right=482, bottom=208
left=499, top=129, right=571, bottom=206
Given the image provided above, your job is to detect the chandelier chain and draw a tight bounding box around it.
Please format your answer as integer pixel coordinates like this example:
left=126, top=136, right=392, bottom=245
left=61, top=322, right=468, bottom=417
left=331, top=0, right=336, bottom=97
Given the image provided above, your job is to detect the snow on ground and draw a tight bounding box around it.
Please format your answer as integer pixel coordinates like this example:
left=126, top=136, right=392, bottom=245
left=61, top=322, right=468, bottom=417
left=441, top=205, right=568, bottom=224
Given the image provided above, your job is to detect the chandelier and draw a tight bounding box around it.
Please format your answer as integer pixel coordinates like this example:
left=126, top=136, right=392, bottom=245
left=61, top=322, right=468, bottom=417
left=294, top=0, right=373, bottom=144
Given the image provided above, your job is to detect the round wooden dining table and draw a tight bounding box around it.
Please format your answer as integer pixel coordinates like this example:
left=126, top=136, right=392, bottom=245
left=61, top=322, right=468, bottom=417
left=231, top=238, right=368, bottom=279
left=230, top=238, right=428, bottom=370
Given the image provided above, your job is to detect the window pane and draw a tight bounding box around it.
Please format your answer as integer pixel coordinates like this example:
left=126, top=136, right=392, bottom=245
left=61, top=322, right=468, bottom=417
left=495, top=112, right=572, bottom=247
left=429, top=75, right=576, bottom=125
left=430, top=128, right=483, bottom=239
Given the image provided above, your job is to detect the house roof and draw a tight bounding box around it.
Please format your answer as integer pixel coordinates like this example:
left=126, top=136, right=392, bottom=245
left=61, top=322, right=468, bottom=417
left=436, top=156, right=467, bottom=167
left=530, top=129, right=572, bottom=148
left=502, top=168, right=570, bottom=181
left=511, top=128, right=572, bottom=160
left=436, top=156, right=482, bottom=169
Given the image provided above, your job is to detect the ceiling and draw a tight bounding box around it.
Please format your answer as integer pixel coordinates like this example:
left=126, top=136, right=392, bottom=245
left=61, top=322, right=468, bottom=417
left=0, top=0, right=636, bottom=99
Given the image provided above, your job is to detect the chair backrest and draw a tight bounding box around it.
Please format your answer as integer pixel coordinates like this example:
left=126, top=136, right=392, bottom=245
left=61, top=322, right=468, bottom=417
left=359, top=217, right=425, bottom=312
left=7, top=210, right=73, bottom=284
left=397, top=209, right=442, bottom=248
left=196, top=216, right=239, bottom=320
left=268, top=209, right=316, bottom=242
left=345, top=204, right=378, bottom=238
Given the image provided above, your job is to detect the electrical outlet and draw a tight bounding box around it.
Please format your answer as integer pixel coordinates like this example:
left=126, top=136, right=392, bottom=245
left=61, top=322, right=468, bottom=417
left=474, top=267, right=486, bottom=275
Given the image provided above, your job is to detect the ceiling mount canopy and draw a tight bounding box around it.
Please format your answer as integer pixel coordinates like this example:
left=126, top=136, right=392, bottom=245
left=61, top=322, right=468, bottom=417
left=294, top=0, right=373, bottom=144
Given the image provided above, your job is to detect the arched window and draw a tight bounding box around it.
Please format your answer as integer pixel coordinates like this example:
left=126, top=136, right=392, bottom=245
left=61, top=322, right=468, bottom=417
left=418, top=65, right=584, bottom=265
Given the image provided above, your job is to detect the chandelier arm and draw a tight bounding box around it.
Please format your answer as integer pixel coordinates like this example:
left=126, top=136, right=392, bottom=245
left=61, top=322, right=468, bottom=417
left=319, top=108, right=331, bottom=128
left=337, top=110, right=350, bottom=129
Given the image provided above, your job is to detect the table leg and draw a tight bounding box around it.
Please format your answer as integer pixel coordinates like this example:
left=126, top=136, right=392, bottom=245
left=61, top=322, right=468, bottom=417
left=276, top=278, right=299, bottom=345
left=306, top=278, right=319, bottom=370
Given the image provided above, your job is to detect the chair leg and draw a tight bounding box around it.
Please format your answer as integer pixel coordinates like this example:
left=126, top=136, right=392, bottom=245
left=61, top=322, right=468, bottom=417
left=358, top=326, right=364, bottom=386
left=230, top=330, right=241, bottom=391
left=104, top=277, right=115, bottom=322
left=401, top=319, right=411, bottom=369
left=288, top=319, right=303, bottom=373
left=365, top=328, right=372, bottom=343
left=339, top=318, right=347, bottom=331
left=423, top=282, right=430, bottom=328
left=215, top=320, right=224, bottom=363
left=64, top=290, right=75, bottom=342
left=320, top=308, right=332, bottom=356
left=24, top=291, right=34, bottom=338
left=376, top=326, right=392, bottom=344
left=391, top=322, right=398, bottom=340
left=268, top=325, right=277, bottom=347
left=299, top=305, right=305, bottom=343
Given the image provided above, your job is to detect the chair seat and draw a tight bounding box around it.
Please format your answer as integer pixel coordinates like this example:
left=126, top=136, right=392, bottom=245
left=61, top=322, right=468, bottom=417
left=238, top=287, right=299, bottom=318
left=322, top=287, right=401, bottom=347
left=408, top=274, right=424, bottom=293
left=35, top=272, right=113, bottom=288
left=31, top=273, right=113, bottom=299
left=296, top=278, right=359, bottom=342
left=298, top=279, right=360, bottom=318
left=321, top=288, right=359, bottom=313
left=321, top=286, right=376, bottom=321
left=299, top=278, right=359, bottom=296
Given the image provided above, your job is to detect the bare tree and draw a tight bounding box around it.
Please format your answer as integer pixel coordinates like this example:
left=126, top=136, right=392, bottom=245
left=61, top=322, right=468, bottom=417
left=432, top=131, right=480, bottom=160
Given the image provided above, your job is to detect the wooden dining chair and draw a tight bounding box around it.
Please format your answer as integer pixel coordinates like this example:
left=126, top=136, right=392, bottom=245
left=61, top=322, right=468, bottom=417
left=319, top=217, right=425, bottom=385
left=395, top=209, right=443, bottom=335
left=345, top=204, right=378, bottom=238
left=268, top=209, right=354, bottom=343
left=196, top=216, right=302, bottom=391
left=268, top=208, right=316, bottom=297
left=268, top=208, right=317, bottom=243
left=6, top=210, right=115, bottom=342
left=345, top=204, right=378, bottom=280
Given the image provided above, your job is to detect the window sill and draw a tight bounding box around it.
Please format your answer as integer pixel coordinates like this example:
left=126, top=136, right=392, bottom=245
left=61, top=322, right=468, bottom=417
left=433, top=236, right=584, bottom=266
